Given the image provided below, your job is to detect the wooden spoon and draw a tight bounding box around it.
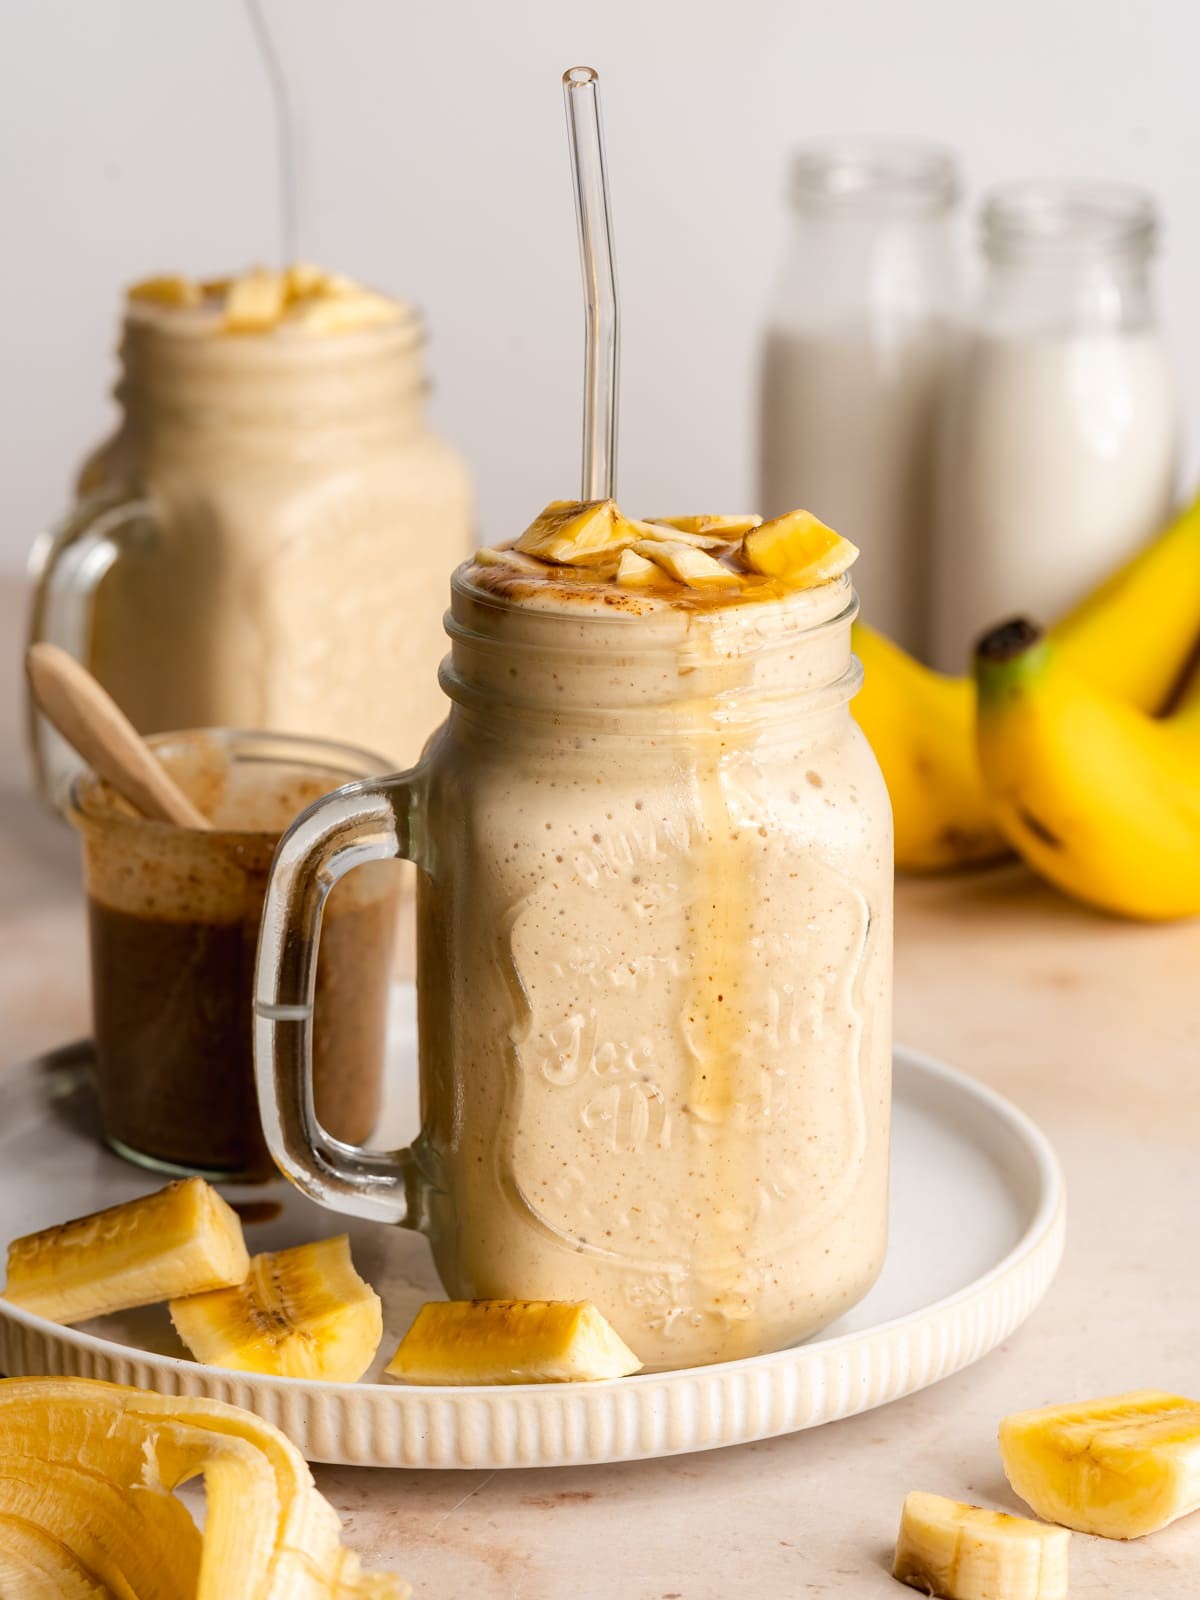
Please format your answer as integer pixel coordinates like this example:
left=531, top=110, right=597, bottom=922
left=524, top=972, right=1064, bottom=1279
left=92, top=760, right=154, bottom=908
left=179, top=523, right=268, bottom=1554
left=26, top=643, right=211, bottom=830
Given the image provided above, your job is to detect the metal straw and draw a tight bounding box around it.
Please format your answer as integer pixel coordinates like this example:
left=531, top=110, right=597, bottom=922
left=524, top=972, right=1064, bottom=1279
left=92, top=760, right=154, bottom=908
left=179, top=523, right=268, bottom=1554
left=562, top=67, right=620, bottom=501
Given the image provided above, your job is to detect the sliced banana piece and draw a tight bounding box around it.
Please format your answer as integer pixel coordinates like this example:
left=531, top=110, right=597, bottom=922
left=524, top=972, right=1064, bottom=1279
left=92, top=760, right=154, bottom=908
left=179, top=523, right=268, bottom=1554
left=170, top=1234, right=382, bottom=1383
left=1001, top=1390, right=1200, bottom=1539
left=615, top=548, right=659, bottom=587
left=3, top=1179, right=249, bottom=1325
left=645, top=513, right=762, bottom=544
left=385, top=1299, right=643, bottom=1384
left=287, top=291, right=400, bottom=333
left=473, top=545, right=552, bottom=574
left=127, top=274, right=203, bottom=309
left=222, top=267, right=287, bottom=333
left=893, top=1491, right=1070, bottom=1600
left=742, top=508, right=858, bottom=583
left=282, top=261, right=356, bottom=300
left=513, top=499, right=632, bottom=564
left=631, top=539, right=740, bottom=589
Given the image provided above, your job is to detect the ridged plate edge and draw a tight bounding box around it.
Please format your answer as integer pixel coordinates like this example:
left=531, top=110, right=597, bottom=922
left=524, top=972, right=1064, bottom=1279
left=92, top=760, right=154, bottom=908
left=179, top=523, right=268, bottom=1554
left=0, top=1047, right=1065, bottom=1469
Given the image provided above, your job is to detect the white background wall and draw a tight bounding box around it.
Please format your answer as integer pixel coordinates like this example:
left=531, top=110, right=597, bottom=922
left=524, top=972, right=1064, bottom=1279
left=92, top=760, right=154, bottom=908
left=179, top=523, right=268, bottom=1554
left=1, top=0, right=1194, bottom=570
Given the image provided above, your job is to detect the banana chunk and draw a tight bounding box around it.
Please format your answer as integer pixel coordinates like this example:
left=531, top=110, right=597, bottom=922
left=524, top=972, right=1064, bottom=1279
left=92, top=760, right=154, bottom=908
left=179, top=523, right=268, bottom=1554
left=1001, top=1390, right=1200, bottom=1540
left=282, top=260, right=350, bottom=300
left=645, top=513, right=762, bottom=544
left=893, top=1491, right=1070, bottom=1600
left=631, top=540, right=740, bottom=590
left=473, top=544, right=552, bottom=574
left=0, top=1377, right=406, bottom=1598
left=222, top=267, right=287, bottom=332
left=3, top=1179, right=249, bottom=1326
left=514, top=499, right=632, bottom=565
left=288, top=290, right=400, bottom=333
left=616, top=548, right=659, bottom=587
left=170, top=1235, right=382, bottom=1383
left=742, top=508, right=858, bottom=583
left=385, top=1299, right=643, bottom=1385
left=127, top=274, right=203, bottom=308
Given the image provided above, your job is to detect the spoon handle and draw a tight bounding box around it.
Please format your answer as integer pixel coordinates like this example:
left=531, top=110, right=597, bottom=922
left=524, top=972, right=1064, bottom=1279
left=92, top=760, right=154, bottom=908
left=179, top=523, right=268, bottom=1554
left=26, top=643, right=211, bottom=830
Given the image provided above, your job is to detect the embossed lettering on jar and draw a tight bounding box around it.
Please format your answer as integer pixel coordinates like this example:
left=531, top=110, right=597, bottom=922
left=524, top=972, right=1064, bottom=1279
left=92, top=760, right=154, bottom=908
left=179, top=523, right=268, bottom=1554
left=418, top=571, right=894, bottom=1368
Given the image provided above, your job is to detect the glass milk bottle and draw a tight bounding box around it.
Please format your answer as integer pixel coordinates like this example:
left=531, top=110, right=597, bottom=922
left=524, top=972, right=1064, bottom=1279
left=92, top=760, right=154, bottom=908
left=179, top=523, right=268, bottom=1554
left=931, top=182, right=1178, bottom=671
left=28, top=284, right=474, bottom=800
left=758, top=140, right=961, bottom=655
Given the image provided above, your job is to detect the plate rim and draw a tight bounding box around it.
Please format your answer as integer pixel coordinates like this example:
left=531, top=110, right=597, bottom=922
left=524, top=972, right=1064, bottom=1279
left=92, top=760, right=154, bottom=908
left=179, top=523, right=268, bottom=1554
left=0, top=1042, right=1066, bottom=1465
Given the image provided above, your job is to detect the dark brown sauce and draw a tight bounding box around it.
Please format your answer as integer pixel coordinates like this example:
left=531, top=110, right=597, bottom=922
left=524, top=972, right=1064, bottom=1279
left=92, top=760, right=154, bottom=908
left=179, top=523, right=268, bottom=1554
left=231, top=1200, right=284, bottom=1224
left=89, top=885, right=399, bottom=1176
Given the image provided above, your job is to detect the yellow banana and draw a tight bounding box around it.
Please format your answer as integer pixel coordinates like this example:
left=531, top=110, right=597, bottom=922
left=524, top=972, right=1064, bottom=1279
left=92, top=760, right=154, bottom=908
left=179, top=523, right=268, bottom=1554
left=853, top=490, right=1200, bottom=870
left=974, top=619, right=1200, bottom=920
left=851, top=623, right=1007, bottom=871
left=1050, top=488, right=1200, bottom=710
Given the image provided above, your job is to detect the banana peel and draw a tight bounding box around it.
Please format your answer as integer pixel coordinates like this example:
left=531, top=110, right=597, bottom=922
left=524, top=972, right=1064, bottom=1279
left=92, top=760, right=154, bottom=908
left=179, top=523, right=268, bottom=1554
left=0, top=1376, right=406, bottom=1598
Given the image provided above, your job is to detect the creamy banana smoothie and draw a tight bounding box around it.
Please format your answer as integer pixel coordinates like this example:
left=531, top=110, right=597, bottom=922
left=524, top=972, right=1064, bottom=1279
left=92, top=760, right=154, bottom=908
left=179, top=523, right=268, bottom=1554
left=414, top=504, right=894, bottom=1368
left=32, top=266, right=473, bottom=788
left=257, top=500, right=894, bottom=1370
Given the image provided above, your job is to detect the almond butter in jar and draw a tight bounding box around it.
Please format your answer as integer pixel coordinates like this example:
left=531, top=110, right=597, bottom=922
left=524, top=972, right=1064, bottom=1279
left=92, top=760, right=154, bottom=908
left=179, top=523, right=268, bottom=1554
left=29, top=267, right=474, bottom=801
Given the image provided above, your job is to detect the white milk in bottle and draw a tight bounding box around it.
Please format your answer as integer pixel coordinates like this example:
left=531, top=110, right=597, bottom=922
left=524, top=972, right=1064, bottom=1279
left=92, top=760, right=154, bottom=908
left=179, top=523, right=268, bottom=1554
left=758, top=141, right=961, bottom=654
left=931, top=182, right=1177, bottom=670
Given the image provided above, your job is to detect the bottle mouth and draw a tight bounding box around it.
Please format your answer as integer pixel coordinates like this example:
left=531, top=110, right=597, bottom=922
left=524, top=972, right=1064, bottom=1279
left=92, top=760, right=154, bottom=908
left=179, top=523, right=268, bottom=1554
left=789, top=138, right=960, bottom=217
left=982, top=180, right=1158, bottom=262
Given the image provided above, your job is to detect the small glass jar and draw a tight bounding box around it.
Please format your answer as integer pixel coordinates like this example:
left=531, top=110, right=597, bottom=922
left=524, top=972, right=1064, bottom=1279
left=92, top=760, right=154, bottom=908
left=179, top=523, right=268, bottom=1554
left=758, top=139, right=961, bottom=654
left=931, top=181, right=1178, bottom=670
left=68, top=729, right=400, bottom=1178
left=29, top=299, right=474, bottom=802
left=255, top=567, right=894, bottom=1369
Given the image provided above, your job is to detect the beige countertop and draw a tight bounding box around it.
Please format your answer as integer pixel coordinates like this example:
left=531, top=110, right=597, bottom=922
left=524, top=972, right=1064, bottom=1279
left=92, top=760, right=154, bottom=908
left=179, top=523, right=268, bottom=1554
left=3, top=581, right=1198, bottom=1598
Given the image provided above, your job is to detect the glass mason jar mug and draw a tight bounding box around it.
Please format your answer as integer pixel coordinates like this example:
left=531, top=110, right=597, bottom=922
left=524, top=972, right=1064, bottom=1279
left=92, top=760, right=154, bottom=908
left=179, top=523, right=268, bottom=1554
left=28, top=295, right=473, bottom=803
left=255, top=567, right=894, bottom=1369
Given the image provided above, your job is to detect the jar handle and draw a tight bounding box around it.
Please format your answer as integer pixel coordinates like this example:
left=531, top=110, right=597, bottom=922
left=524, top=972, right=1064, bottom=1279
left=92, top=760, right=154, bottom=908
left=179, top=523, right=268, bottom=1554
left=26, top=492, right=158, bottom=809
left=254, top=770, right=429, bottom=1225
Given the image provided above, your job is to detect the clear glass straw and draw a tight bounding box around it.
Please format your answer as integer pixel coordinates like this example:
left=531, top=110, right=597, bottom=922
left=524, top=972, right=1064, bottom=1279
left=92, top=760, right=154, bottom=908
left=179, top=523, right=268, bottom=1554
left=563, top=67, right=620, bottom=501
left=245, top=0, right=301, bottom=263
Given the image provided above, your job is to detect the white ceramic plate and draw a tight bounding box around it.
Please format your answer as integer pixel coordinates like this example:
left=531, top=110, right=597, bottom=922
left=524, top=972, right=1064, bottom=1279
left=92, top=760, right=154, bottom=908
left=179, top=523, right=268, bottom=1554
left=0, top=988, right=1064, bottom=1469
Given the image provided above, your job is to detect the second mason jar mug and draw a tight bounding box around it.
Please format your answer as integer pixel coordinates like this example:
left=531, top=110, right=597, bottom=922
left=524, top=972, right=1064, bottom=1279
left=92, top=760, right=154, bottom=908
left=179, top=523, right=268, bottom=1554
left=28, top=283, right=474, bottom=804
left=255, top=559, right=894, bottom=1369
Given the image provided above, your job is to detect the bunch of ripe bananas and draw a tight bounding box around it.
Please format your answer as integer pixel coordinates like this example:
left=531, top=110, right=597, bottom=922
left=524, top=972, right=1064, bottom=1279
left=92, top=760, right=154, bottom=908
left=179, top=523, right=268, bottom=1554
left=853, top=493, right=1200, bottom=919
